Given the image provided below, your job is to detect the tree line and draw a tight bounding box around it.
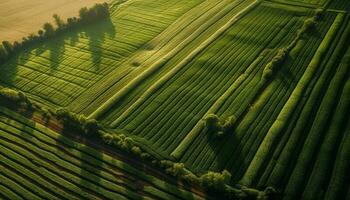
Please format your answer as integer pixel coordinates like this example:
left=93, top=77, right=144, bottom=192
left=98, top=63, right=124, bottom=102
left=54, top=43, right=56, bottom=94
left=0, top=3, right=110, bottom=64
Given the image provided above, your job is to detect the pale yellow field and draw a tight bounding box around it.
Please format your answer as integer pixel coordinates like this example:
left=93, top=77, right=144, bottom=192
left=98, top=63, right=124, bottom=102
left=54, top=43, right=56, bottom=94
left=0, top=0, right=106, bottom=42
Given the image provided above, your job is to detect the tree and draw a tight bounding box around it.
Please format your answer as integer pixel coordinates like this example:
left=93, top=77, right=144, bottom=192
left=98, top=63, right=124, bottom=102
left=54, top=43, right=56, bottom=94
left=199, top=170, right=232, bottom=190
left=43, top=22, right=55, bottom=37
left=53, top=14, right=65, bottom=29
left=79, top=7, right=89, bottom=21
left=38, top=29, right=44, bottom=38
left=2, top=41, right=13, bottom=54
left=13, top=41, right=21, bottom=50
left=0, top=44, right=8, bottom=61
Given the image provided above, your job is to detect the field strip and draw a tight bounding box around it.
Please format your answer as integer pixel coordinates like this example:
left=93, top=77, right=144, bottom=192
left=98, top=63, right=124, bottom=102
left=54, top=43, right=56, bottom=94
left=0, top=107, right=207, bottom=200
left=170, top=11, right=303, bottom=160
left=69, top=0, right=225, bottom=113
left=240, top=13, right=345, bottom=186
left=263, top=0, right=319, bottom=8
left=284, top=40, right=350, bottom=199
left=74, top=0, right=252, bottom=114
left=103, top=0, right=261, bottom=125
left=169, top=53, right=267, bottom=159
left=88, top=0, right=260, bottom=120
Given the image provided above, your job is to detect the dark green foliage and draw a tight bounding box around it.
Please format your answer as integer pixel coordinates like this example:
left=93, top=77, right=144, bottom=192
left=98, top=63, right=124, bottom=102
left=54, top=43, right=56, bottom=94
left=160, top=161, right=186, bottom=177
left=0, top=88, right=32, bottom=109
left=300, top=18, right=316, bottom=34
left=79, top=3, right=110, bottom=24
left=198, top=170, right=231, bottom=190
left=55, top=108, right=99, bottom=134
left=2, top=41, right=14, bottom=54
left=43, top=22, right=55, bottom=37
left=204, top=114, right=236, bottom=137
left=53, top=14, right=65, bottom=29
left=262, top=11, right=324, bottom=81
left=262, top=48, right=288, bottom=80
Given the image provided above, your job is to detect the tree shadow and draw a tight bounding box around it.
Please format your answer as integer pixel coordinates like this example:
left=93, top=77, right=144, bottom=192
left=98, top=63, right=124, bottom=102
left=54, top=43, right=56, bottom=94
left=57, top=130, right=103, bottom=192
left=1, top=16, right=116, bottom=89
left=206, top=127, right=242, bottom=176
left=279, top=61, right=296, bottom=87
left=82, top=18, right=116, bottom=71
left=0, top=51, right=31, bottom=85
left=80, top=145, right=103, bottom=191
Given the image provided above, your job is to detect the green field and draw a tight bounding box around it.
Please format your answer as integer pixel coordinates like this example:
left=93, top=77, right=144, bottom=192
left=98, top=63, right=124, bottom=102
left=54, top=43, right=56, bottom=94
left=1, top=0, right=350, bottom=199
left=0, top=107, right=207, bottom=200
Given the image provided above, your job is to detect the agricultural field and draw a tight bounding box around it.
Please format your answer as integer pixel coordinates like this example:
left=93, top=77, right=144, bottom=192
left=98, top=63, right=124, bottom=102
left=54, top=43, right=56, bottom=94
left=0, top=0, right=350, bottom=199
left=0, top=107, right=208, bottom=200
left=0, top=0, right=106, bottom=42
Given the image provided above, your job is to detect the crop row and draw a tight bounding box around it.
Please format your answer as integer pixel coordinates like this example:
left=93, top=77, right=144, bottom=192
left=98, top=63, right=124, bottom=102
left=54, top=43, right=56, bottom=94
left=90, top=0, right=258, bottom=119
left=0, top=107, right=205, bottom=200
left=180, top=10, right=338, bottom=178
left=104, top=4, right=303, bottom=161
left=0, top=0, right=205, bottom=109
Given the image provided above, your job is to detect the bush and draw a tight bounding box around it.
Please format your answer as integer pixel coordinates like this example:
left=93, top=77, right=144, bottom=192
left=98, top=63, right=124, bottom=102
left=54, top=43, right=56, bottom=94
left=0, top=88, right=32, bottom=109
left=198, top=170, right=231, bottom=190
left=43, top=22, right=55, bottom=37
left=79, top=3, right=109, bottom=24
left=262, top=48, right=288, bottom=80
left=53, top=14, right=65, bottom=29
left=55, top=108, right=100, bottom=134
left=204, top=114, right=237, bottom=137
left=2, top=41, right=13, bottom=54
left=160, top=161, right=186, bottom=177
left=302, top=18, right=316, bottom=33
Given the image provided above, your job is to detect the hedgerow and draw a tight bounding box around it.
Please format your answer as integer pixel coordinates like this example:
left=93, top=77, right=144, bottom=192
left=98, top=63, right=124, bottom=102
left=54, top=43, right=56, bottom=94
left=0, top=3, right=109, bottom=65
left=262, top=10, right=325, bottom=80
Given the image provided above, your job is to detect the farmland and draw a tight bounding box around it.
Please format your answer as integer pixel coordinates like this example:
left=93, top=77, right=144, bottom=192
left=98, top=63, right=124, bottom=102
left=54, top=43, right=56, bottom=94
left=0, top=0, right=106, bottom=42
left=0, top=107, right=207, bottom=200
left=0, top=0, right=350, bottom=199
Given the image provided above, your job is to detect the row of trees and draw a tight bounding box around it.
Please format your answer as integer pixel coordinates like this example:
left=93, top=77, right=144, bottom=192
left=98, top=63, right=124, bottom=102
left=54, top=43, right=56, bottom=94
left=1, top=87, right=276, bottom=199
left=0, top=3, right=110, bottom=64
left=0, top=88, right=32, bottom=109
left=262, top=9, right=324, bottom=80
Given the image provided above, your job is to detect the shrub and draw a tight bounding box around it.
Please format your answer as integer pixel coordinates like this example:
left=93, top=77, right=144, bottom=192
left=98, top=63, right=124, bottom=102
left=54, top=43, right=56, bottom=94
left=55, top=108, right=100, bottom=134
left=43, top=22, right=55, bottom=37
left=79, top=3, right=109, bottom=24
left=198, top=170, right=231, bottom=190
left=53, top=14, right=65, bottom=29
left=2, top=41, right=14, bottom=54
left=204, top=114, right=237, bottom=137
left=204, top=114, right=220, bottom=130
left=262, top=48, right=288, bottom=80
left=0, top=88, right=32, bottom=109
left=302, top=18, right=316, bottom=33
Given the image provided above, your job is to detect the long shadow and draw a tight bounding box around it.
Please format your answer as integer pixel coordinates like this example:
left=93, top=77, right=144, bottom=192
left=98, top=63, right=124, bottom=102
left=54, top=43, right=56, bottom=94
left=205, top=126, right=244, bottom=183
left=83, top=18, right=116, bottom=71
left=0, top=51, right=31, bottom=85
left=58, top=128, right=103, bottom=193
left=80, top=145, right=103, bottom=192
left=0, top=16, right=116, bottom=89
